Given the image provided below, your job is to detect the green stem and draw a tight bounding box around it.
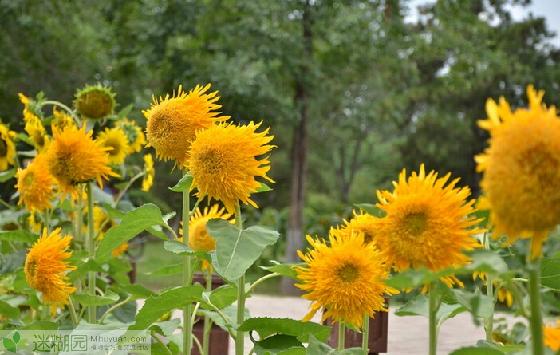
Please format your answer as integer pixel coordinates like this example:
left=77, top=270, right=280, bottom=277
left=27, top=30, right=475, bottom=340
left=362, top=314, right=369, bottom=354
left=41, top=101, right=80, bottom=125
left=337, top=322, right=346, bottom=350
left=235, top=202, right=245, bottom=355
left=99, top=296, right=133, bottom=323
left=182, top=188, right=193, bottom=355
left=528, top=260, right=544, bottom=355
left=68, top=297, right=79, bottom=325
left=202, top=268, right=213, bottom=355
left=484, top=233, right=494, bottom=342
left=429, top=284, right=439, bottom=355
left=86, top=183, right=96, bottom=323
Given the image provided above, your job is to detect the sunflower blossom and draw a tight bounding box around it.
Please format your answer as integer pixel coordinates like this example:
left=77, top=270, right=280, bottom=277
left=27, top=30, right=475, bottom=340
left=331, top=211, right=378, bottom=244
left=144, top=84, right=229, bottom=164
left=116, top=119, right=145, bottom=153
left=0, top=123, right=16, bottom=171
left=477, top=85, right=560, bottom=259
left=188, top=122, right=275, bottom=213
left=545, top=320, right=560, bottom=351
left=96, top=127, right=131, bottom=165
left=296, top=231, right=397, bottom=328
left=142, top=154, right=155, bottom=192
left=16, top=154, right=55, bottom=211
left=45, top=127, right=116, bottom=192
left=183, top=205, right=232, bottom=252
left=94, top=207, right=127, bottom=257
left=74, top=84, right=116, bottom=120
left=374, top=165, right=481, bottom=284
left=24, top=228, right=76, bottom=311
left=24, top=115, right=49, bottom=151
left=51, top=108, right=76, bottom=132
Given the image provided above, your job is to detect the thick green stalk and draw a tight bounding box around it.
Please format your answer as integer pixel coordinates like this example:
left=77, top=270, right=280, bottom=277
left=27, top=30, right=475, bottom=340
left=182, top=188, right=193, bottom=355
left=362, top=315, right=369, bottom=354
left=483, top=233, right=494, bottom=342
left=86, top=183, right=96, bottom=323
left=429, top=285, right=439, bottom=355
left=337, top=322, right=346, bottom=350
left=528, top=261, right=544, bottom=355
left=202, top=267, right=212, bottom=355
left=235, top=202, right=245, bottom=355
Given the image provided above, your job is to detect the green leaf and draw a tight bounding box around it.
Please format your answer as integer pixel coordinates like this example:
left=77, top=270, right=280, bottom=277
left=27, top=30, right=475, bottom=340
left=169, top=174, right=193, bottom=192
left=203, top=284, right=238, bottom=309
left=96, top=204, right=164, bottom=262
left=541, top=257, right=560, bottom=290
left=208, top=220, right=280, bottom=281
left=353, top=203, right=382, bottom=217
left=452, top=289, right=494, bottom=319
left=21, top=321, right=58, bottom=330
left=465, top=250, right=508, bottom=275
left=68, top=259, right=105, bottom=282
left=0, top=251, right=25, bottom=274
left=0, top=230, right=38, bottom=243
left=253, top=334, right=304, bottom=355
left=0, top=300, right=20, bottom=319
left=450, top=346, right=505, bottom=355
left=396, top=295, right=466, bottom=324
left=0, top=169, right=16, bottom=183
left=73, top=291, right=120, bottom=306
left=260, top=262, right=300, bottom=279
left=145, top=263, right=182, bottom=276
left=3, top=338, right=16, bottom=353
left=256, top=182, right=273, bottom=193
left=239, top=318, right=331, bottom=342
left=117, top=104, right=133, bottom=119
left=163, top=240, right=191, bottom=254
left=130, top=285, right=204, bottom=330
left=114, top=284, right=154, bottom=299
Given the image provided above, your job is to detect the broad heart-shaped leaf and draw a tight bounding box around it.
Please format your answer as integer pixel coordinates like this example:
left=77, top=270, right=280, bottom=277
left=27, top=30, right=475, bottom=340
left=202, top=284, right=238, bottom=310
left=253, top=334, right=304, bottom=355
left=208, top=219, right=280, bottom=281
left=239, top=318, right=331, bottom=343
left=452, top=289, right=494, bottom=320
left=129, top=285, right=204, bottom=330
left=541, top=256, right=560, bottom=290
left=169, top=174, right=193, bottom=192
left=395, top=294, right=466, bottom=325
left=0, top=300, right=20, bottom=319
left=450, top=346, right=505, bottom=355
left=97, top=204, right=165, bottom=263
left=0, top=230, right=38, bottom=243
left=464, top=250, right=508, bottom=275
left=73, top=291, right=119, bottom=306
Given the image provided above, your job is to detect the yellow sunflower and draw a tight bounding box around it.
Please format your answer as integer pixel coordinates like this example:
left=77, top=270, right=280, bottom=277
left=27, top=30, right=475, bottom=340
left=331, top=211, right=378, bottom=244
left=472, top=272, right=513, bottom=307
left=0, top=123, right=16, bottom=171
left=116, top=119, right=145, bottom=153
left=96, top=127, right=131, bottom=165
left=144, top=84, right=229, bottom=164
left=545, top=320, right=560, bottom=351
left=477, top=85, right=560, bottom=259
left=16, top=154, right=55, bottom=211
left=45, top=127, right=116, bottom=192
left=296, top=231, right=397, bottom=328
left=27, top=213, right=42, bottom=233
left=184, top=205, right=232, bottom=252
left=94, top=207, right=127, bottom=257
left=24, top=228, right=76, bottom=311
left=188, top=122, right=275, bottom=213
left=74, top=84, right=116, bottom=120
left=374, top=165, right=480, bottom=284
left=142, top=153, right=154, bottom=192
left=51, top=108, right=76, bottom=132
left=24, top=116, right=49, bottom=152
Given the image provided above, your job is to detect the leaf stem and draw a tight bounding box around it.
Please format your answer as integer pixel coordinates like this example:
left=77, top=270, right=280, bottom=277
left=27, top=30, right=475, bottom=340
left=182, top=187, right=193, bottom=355
left=99, top=296, right=133, bottom=323
left=429, top=283, right=439, bottom=355
left=337, top=322, right=345, bottom=350
left=362, top=314, right=369, bottom=354
left=528, top=259, right=544, bottom=355
left=235, top=202, right=245, bottom=355
left=68, top=297, right=79, bottom=325
left=86, top=183, right=96, bottom=323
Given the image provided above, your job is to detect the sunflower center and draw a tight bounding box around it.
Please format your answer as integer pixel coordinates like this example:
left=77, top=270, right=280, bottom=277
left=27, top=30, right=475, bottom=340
left=23, top=171, right=35, bottom=186
left=363, top=233, right=374, bottom=244
left=199, top=149, right=224, bottom=174
left=519, top=143, right=559, bottom=185
left=104, top=139, right=121, bottom=157
left=403, top=212, right=427, bottom=236
left=0, top=138, right=7, bottom=157
left=336, top=262, right=360, bottom=283
left=34, top=132, right=45, bottom=148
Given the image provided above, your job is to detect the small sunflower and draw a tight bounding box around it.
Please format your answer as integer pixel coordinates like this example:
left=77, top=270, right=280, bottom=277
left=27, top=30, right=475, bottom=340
left=24, top=228, right=76, bottom=311
left=94, top=207, right=127, bottom=257
left=24, top=116, right=49, bottom=152
left=374, top=165, right=480, bottom=280
left=188, top=122, right=275, bottom=213
left=477, top=85, right=560, bottom=259
left=51, top=108, right=76, bottom=132
left=74, top=84, right=116, bottom=120
left=27, top=213, right=42, bottom=233
left=331, top=211, right=378, bottom=244
left=472, top=272, right=513, bottom=307
left=184, top=205, right=232, bottom=252
left=0, top=123, right=16, bottom=171
left=116, top=119, right=145, bottom=153
left=45, top=127, right=116, bottom=192
left=16, top=154, right=55, bottom=212
left=96, top=127, right=131, bottom=165
left=142, top=153, right=154, bottom=191
left=296, top=231, right=397, bottom=328
left=545, top=320, right=560, bottom=351
left=144, top=84, right=229, bottom=164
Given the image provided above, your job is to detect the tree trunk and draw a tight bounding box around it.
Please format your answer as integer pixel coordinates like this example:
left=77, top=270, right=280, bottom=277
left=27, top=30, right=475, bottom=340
left=282, top=0, right=312, bottom=295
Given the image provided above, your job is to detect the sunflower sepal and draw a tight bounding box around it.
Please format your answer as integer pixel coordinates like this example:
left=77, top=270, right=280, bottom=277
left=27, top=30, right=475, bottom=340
left=169, top=173, right=193, bottom=192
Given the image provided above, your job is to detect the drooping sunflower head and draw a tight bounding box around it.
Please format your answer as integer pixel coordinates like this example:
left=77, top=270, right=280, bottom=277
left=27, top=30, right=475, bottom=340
left=477, top=85, right=560, bottom=259
left=116, top=119, right=145, bottom=153
left=94, top=206, right=127, bottom=257
left=24, top=228, right=76, bottom=309
left=51, top=108, right=76, bottom=132
left=16, top=154, right=55, bottom=212
left=144, top=84, right=229, bottom=164
left=331, top=211, right=378, bottom=245
left=96, top=127, right=131, bottom=165
left=74, top=84, right=116, bottom=120
left=296, top=231, right=397, bottom=328
left=374, top=164, right=481, bottom=274
left=142, top=153, right=154, bottom=192
left=545, top=320, right=560, bottom=351
left=186, top=205, right=232, bottom=252
left=188, top=122, right=275, bottom=213
left=45, top=126, right=116, bottom=192
left=0, top=123, right=16, bottom=171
